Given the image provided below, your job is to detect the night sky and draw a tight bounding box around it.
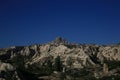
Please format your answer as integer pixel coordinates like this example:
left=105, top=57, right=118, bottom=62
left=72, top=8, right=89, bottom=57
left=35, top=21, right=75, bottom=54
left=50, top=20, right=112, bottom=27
left=0, top=0, right=120, bottom=48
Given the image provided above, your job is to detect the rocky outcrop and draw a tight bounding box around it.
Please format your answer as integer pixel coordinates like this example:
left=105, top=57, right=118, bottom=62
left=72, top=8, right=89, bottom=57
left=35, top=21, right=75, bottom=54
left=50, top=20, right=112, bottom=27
left=0, top=37, right=120, bottom=80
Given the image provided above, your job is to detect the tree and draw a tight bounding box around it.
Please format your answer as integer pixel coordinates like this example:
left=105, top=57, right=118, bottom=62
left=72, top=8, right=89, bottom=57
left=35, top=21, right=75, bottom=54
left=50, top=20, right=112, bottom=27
left=11, top=54, right=25, bottom=70
left=46, top=59, right=53, bottom=74
left=54, top=56, right=63, bottom=72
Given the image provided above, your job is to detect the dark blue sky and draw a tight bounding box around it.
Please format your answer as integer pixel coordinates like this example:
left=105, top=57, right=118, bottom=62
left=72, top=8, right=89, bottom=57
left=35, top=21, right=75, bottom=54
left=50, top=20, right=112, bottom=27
left=0, top=0, right=120, bottom=48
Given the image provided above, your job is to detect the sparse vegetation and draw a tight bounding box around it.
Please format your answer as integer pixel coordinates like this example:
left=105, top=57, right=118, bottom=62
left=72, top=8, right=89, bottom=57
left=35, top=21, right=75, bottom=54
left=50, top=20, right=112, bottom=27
left=0, top=39, right=120, bottom=80
left=54, top=56, right=63, bottom=72
left=104, top=60, right=120, bottom=70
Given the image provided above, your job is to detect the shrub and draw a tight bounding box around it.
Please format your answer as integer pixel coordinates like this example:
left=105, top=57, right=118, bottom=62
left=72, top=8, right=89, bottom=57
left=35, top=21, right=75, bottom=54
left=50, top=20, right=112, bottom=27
left=54, top=56, right=63, bottom=72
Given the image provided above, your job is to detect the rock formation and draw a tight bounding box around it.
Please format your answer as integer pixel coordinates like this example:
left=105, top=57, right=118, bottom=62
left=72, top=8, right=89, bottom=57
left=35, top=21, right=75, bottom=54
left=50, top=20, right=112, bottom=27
left=0, top=37, right=120, bottom=80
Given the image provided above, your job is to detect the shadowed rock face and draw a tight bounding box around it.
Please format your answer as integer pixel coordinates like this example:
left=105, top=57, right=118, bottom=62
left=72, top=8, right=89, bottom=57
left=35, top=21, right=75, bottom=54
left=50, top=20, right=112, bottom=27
left=0, top=38, right=120, bottom=80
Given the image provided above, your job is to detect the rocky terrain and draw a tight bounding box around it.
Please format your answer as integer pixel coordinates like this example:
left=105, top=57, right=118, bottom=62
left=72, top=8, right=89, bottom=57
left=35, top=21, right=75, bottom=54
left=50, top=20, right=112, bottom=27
left=0, top=37, right=120, bottom=80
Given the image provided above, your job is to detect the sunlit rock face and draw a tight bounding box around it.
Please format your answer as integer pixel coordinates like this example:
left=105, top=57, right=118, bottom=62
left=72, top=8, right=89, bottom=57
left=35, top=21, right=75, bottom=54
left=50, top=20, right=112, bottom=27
left=0, top=37, right=120, bottom=80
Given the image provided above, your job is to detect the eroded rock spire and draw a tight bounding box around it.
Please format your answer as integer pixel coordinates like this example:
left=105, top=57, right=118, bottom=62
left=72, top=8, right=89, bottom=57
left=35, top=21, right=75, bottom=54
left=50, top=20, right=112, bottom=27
left=51, top=37, right=67, bottom=45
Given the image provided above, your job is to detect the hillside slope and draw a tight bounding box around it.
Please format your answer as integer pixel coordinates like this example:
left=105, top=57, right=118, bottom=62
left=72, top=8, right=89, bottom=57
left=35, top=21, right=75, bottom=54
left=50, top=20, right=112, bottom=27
left=0, top=37, right=120, bottom=80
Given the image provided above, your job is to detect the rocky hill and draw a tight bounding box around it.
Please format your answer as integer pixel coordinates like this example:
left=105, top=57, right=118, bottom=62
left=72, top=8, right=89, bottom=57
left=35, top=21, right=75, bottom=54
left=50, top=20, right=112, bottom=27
left=0, top=37, right=120, bottom=80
